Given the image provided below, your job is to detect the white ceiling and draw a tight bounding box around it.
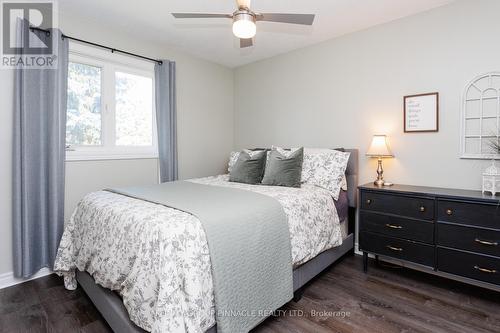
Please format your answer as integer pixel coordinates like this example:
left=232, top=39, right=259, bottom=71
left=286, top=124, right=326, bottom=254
left=59, top=0, right=455, bottom=68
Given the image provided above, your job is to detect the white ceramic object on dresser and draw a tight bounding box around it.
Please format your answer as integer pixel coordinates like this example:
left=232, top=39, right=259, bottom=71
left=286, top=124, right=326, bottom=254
left=482, top=160, right=500, bottom=196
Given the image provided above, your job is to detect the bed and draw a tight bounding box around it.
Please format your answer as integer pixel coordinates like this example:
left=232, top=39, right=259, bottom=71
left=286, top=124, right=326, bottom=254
left=56, top=149, right=358, bottom=333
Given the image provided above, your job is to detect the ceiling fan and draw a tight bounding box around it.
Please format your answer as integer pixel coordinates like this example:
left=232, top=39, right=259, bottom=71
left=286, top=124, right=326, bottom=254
left=172, top=0, right=315, bottom=48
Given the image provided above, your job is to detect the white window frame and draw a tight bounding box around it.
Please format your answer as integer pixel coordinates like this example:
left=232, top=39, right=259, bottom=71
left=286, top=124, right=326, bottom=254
left=66, top=42, right=158, bottom=161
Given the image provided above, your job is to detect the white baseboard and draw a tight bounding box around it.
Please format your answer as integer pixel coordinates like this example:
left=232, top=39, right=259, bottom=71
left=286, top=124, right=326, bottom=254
left=0, top=268, right=53, bottom=289
left=354, top=242, right=361, bottom=255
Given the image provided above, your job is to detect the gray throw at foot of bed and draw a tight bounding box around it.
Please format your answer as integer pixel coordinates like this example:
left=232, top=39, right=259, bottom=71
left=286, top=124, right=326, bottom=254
left=107, top=181, right=293, bottom=333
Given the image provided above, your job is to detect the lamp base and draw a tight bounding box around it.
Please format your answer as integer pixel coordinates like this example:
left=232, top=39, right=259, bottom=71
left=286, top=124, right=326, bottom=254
left=374, top=157, right=385, bottom=187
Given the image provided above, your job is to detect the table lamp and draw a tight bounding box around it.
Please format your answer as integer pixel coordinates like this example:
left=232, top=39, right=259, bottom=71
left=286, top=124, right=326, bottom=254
left=366, top=135, right=394, bottom=186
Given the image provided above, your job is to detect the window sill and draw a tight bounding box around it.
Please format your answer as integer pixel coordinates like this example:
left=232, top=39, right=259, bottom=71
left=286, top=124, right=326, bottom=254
left=66, top=152, right=158, bottom=162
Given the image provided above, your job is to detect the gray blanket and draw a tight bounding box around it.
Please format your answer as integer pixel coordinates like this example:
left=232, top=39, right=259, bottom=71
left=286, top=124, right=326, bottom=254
left=107, top=181, right=293, bottom=333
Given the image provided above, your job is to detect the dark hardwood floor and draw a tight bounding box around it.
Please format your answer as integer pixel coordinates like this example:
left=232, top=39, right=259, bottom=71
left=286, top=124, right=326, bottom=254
left=1, top=255, right=499, bottom=333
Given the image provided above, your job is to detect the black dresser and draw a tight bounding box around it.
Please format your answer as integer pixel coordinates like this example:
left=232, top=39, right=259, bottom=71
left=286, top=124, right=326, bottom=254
left=359, top=183, right=500, bottom=291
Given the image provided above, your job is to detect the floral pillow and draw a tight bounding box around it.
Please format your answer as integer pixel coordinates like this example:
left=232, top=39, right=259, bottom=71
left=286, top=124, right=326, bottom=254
left=301, top=148, right=350, bottom=200
left=228, top=151, right=240, bottom=173
left=340, top=174, right=348, bottom=191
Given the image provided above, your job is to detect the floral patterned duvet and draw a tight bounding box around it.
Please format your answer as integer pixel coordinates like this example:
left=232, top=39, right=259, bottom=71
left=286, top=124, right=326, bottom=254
left=54, top=175, right=342, bottom=333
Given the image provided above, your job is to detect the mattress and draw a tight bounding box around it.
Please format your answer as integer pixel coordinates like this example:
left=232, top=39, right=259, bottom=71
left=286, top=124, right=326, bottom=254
left=54, top=175, right=344, bottom=333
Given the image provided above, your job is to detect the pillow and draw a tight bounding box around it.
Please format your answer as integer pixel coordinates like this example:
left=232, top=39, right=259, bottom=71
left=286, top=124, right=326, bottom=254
left=227, top=149, right=266, bottom=173
left=262, top=147, right=304, bottom=187
left=302, top=147, right=348, bottom=190
left=228, top=151, right=240, bottom=173
left=340, top=175, right=348, bottom=191
left=334, top=148, right=348, bottom=191
left=301, top=148, right=350, bottom=200
left=229, top=150, right=267, bottom=184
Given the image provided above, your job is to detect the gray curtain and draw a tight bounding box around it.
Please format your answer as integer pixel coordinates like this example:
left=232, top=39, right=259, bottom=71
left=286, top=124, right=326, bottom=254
left=154, top=60, right=178, bottom=182
left=13, top=23, right=68, bottom=277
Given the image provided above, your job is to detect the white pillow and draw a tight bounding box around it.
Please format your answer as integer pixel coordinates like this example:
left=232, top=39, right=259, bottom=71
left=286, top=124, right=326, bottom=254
left=228, top=151, right=240, bottom=173
left=301, top=148, right=350, bottom=200
left=272, top=145, right=300, bottom=157
left=340, top=174, right=348, bottom=191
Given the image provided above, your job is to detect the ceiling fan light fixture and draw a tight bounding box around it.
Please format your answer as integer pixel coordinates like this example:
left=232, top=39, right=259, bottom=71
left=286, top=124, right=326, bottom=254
left=172, top=3, right=315, bottom=48
left=232, top=12, right=256, bottom=39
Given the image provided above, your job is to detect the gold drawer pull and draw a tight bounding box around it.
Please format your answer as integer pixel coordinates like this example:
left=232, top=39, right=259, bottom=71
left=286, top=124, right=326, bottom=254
left=474, top=265, right=497, bottom=274
left=366, top=199, right=372, bottom=205
left=385, top=224, right=403, bottom=229
left=419, top=206, right=426, bottom=212
left=474, top=238, right=498, bottom=246
left=446, top=209, right=453, bottom=216
left=386, top=245, right=403, bottom=252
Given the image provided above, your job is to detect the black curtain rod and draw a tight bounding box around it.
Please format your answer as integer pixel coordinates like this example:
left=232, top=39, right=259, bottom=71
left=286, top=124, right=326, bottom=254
left=29, top=27, right=163, bottom=65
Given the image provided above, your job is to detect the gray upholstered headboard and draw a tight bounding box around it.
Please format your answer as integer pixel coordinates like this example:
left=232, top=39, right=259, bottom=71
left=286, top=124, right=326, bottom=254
left=343, top=149, right=359, bottom=208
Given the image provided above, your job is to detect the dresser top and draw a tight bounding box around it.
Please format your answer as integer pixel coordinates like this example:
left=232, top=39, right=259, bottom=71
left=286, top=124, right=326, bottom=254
left=359, top=183, right=500, bottom=204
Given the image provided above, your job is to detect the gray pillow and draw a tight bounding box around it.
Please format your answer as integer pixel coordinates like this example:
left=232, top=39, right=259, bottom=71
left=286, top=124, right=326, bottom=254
left=262, top=147, right=304, bottom=187
left=229, top=150, right=267, bottom=184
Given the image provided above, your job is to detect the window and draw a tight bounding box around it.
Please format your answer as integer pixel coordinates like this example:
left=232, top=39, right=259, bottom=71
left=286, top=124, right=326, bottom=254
left=66, top=43, right=157, bottom=161
left=67, top=62, right=102, bottom=146
left=115, top=71, right=153, bottom=146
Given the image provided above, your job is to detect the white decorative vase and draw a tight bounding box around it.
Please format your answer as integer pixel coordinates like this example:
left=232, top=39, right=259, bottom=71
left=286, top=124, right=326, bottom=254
left=482, top=160, right=500, bottom=196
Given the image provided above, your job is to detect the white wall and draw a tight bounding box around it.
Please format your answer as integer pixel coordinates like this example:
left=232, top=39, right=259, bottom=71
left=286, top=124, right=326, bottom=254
left=234, top=0, right=500, bottom=191
left=0, top=12, right=234, bottom=276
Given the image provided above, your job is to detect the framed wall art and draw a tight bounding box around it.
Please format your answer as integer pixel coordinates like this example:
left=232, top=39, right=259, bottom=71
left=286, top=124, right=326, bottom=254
left=404, top=92, right=439, bottom=133
left=461, top=72, right=500, bottom=159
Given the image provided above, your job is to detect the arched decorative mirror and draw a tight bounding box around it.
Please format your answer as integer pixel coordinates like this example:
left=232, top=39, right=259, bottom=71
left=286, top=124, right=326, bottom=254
left=461, top=72, right=500, bottom=159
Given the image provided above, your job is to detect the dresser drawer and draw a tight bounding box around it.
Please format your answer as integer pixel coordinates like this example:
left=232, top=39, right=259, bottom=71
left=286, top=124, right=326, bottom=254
left=437, top=200, right=500, bottom=229
left=438, top=247, right=500, bottom=286
left=360, top=211, right=434, bottom=243
left=437, top=223, right=500, bottom=257
left=360, top=191, right=434, bottom=220
left=359, top=231, right=435, bottom=267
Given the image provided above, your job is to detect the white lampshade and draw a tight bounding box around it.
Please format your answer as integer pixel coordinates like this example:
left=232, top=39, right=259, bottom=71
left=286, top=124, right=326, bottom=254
left=366, top=135, right=394, bottom=157
left=232, top=15, right=256, bottom=39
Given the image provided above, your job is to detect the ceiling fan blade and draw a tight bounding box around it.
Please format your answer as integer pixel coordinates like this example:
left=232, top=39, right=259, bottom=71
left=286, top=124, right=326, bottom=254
left=256, top=13, right=315, bottom=25
left=172, top=13, right=232, bottom=19
left=236, top=0, right=251, bottom=9
left=240, top=38, right=253, bottom=48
